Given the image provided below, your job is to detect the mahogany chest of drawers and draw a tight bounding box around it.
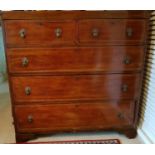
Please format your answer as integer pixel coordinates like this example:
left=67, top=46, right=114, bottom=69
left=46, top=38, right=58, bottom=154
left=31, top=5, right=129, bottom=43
left=1, top=11, right=149, bottom=142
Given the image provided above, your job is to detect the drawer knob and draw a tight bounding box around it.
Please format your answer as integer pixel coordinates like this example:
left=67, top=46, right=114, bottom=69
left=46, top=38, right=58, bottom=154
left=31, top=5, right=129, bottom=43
left=123, top=57, right=131, bottom=65
left=22, top=57, right=29, bottom=67
left=122, top=84, right=128, bottom=92
left=126, top=28, right=133, bottom=37
left=19, top=29, right=26, bottom=38
left=117, top=112, right=124, bottom=120
left=92, top=28, right=99, bottom=37
left=27, top=115, right=33, bottom=123
left=55, top=28, right=62, bottom=38
left=25, top=87, right=31, bottom=95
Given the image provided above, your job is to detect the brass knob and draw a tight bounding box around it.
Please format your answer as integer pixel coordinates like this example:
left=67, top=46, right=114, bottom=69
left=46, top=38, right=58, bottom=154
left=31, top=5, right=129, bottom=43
left=126, top=28, right=133, bottom=37
left=25, top=87, right=31, bottom=95
left=117, top=112, right=124, bottom=120
left=22, top=57, right=29, bottom=67
left=122, top=84, right=128, bottom=92
left=92, top=28, right=99, bottom=37
left=123, top=57, right=131, bottom=65
left=27, top=115, right=33, bottom=123
left=55, top=28, right=62, bottom=38
left=19, top=29, right=26, bottom=38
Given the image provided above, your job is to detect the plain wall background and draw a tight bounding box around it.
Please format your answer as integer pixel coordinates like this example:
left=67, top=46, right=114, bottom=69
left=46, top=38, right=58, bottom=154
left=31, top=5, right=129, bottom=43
left=0, top=25, right=6, bottom=83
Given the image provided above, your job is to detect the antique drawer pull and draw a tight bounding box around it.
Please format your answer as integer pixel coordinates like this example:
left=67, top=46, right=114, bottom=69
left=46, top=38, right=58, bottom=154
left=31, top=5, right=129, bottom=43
left=117, top=112, right=124, bottom=120
left=122, top=84, right=128, bottom=92
left=123, top=57, right=131, bottom=65
left=92, top=28, right=99, bottom=37
left=126, top=28, right=133, bottom=37
left=27, top=115, right=33, bottom=123
left=22, top=57, right=29, bottom=67
left=19, top=29, right=26, bottom=38
left=25, top=87, right=31, bottom=95
left=55, top=28, right=62, bottom=38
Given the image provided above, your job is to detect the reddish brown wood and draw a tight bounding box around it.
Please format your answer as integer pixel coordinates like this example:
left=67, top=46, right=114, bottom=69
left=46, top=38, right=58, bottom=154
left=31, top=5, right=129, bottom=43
left=78, top=19, right=147, bottom=45
left=7, top=46, right=144, bottom=74
left=1, top=11, right=149, bottom=20
left=11, top=74, right=140, bottom=103
left=16, top=133, right=36, bottom=143
left=14, top=100, right=134, bottom=132
left=1, top=11, right=149, bottom=142
left=4, top=19, right=147, bottom=47
left=123, top=128, right=137, bottom=139
left=4, top=20, right=76, bottom=47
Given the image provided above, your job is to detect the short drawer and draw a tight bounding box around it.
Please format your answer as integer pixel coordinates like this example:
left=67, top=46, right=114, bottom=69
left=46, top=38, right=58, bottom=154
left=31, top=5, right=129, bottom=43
left=7, top=46, right=144, bottom=74
left=78, top=19, right=146, bottom=45
left=4, top=20, right=76, bottom=47
left=11, top=74, right=140, bottom=103
left=14, top=100, right=134, bottom=132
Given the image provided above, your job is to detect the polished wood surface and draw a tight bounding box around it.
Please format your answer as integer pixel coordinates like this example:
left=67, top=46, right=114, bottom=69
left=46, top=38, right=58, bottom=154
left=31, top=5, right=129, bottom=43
left=2, top=11, right=149, bottom=142
left=15, top=100, right=134, bottom=132
left=2, top=11, right=149, bottom=20
left=4, top=19, right=147, bottom=47
left=4, top=20, right=76, bottom=47
left=11, top=74, right=140, bottom=103
left=7, top=46, right=144, bottom=74
left=78, top=19, right=146, bottom=45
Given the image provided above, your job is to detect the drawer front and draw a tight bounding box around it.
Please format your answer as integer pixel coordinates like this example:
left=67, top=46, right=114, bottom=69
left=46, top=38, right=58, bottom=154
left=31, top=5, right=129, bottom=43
left=7, top=46, right=144, bottom=74
left=4, top=20, right=76, bottom=47
left=78, top=19, right=146, bottom=45
left=15, top=101, right=134, bottom=132
left=11, top=74, right=140, bottom=103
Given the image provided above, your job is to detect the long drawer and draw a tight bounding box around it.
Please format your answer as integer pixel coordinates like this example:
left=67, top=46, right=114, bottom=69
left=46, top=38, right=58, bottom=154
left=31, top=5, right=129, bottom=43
left=11, top=74, right=140, bottom=103
left=4, top=20, right=76, bottom=47
left=15, top=100, right=134, bottom=132
left=7, top=46, right=144, bottom=74
left=78, top=19, right=146, bottom=45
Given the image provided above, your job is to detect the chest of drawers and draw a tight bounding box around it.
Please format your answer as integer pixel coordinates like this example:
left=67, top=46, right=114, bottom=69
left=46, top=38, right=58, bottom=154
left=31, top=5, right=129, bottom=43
left=1, top=11, right=149, bottom=142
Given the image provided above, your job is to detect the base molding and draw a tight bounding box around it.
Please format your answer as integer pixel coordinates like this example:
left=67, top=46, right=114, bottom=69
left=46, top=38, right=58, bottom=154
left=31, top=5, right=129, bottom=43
left=15, top=127, right=137, bottom=143
left=16, top=133, right=37, bottom=143
left=138, top=128, right=153, bottom=144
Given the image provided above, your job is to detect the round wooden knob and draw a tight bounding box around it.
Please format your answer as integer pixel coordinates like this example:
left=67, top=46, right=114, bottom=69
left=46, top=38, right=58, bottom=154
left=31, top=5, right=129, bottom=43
left=19, top=29, right=26, bottom=38
left=55, top=28, right=62, bottom=38
left=117, top=112, right=124, bottom=120
left=27, top=115, right=33, bottom=123
left=122, top=84, right=128, bottom=92
left=126, top=28, right=133, bottom=37
left=25, top=87, right=31, bottom=95
left=92, top=28, right=99, bottom=37
left=123, top=57, right=131, bottom=65
left=22, top=57, right=29, bottom=67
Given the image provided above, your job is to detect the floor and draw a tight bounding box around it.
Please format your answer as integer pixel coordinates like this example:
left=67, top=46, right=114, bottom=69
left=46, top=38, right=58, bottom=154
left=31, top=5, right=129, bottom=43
left=0, top=82, right=143, bottom=144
